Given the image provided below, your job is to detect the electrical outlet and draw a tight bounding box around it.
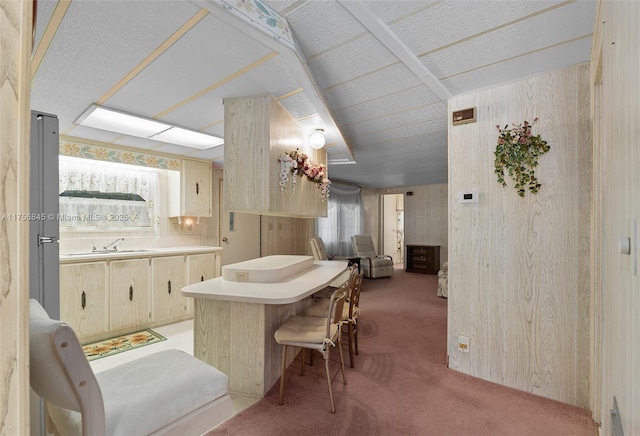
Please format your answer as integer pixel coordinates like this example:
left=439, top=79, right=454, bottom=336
left=235, top=271, right=249, bottom=282
left=458, top=335, right=470, bottom=353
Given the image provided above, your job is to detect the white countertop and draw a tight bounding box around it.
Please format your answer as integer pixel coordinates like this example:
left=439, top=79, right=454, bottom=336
left=59, top=245, right=222, bottom=263
left=182, top=260, right=348, bottom=304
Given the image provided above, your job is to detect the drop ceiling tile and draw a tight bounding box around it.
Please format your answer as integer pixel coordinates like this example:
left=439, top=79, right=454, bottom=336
left=278, top=91, right=318, bottom=120
left=308, top=34, right=398, bottom=88
left=335, top=87, right=442, bottom=125
left=30, top=1, right=201, bottom=133
left=341, top=104, right=446, bottom=138
left=323, top=63, right=422, bottom=110
left=105, top=12, right=274, bottom=121
left=279, top=0, right=368, bottom=58
left=112, top=136, right=166, bottom=150
left=389, top=0, right=567, bottom=56
left=149, top=143, right=201, bottom=156
left=347, top=117, right=447, bottom=146
left=184, top=146, right=225, bottom=161
left=442, top=38, right=592, bottom=96
left=422, top=1, right=596, bottom=79
left=363, top=0, right=440, bottom=24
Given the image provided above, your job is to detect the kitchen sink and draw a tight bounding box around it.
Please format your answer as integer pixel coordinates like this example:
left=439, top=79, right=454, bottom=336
left=63, top=249, right=156, bottom=256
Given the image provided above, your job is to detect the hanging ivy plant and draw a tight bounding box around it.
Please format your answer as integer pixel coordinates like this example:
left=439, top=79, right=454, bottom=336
left=494, top=118, right=550, bottom=197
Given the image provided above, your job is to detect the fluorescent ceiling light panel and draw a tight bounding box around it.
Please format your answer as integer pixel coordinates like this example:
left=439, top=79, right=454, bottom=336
left=78, top=106, right=171, bottom=138
left=76, top=105, right=223, bottom=149
left=150, top=127, right=225, bottom=149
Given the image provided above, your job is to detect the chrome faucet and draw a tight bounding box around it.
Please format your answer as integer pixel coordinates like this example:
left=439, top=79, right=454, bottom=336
left=102, top=238, right=125, bottom=251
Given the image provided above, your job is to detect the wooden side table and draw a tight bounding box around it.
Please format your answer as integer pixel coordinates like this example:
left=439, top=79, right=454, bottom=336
left=405, top=245, right=440, bottom=274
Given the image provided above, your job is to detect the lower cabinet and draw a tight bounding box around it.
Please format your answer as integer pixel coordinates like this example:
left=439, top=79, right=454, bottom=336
left=152, top=256, right=188, bottom=322
left=110, top=259, right=151, bottom=331
left=60, top=251, right=220, bottom=342
left=60, top=262, right=108, bottom=337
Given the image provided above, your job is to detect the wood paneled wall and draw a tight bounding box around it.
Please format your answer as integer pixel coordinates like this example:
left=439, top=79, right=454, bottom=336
left=448, top=64, right=591, bottom=408
left=593, top=1, right=640, bottom=432
left=403, top=183, right=448, bottom=264
left=0, top=1, right=32, bottom=433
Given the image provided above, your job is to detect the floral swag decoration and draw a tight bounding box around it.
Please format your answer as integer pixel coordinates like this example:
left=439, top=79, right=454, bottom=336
left=278, top=149, right=330, bottom=201
left=494, top=117, right=550, bottom=197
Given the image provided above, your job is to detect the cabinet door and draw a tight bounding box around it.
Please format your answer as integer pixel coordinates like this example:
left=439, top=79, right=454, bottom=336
left=183, top=160, right=211, bottom=216
left=60, top=262, right=108, bottom=338
left=110, top=259, right=150, bottom=331
left=151, top=256, right=188, bottom=321
left=186, top=253, right=219, bottom=284
left=186, top=253, right=219, bottom=315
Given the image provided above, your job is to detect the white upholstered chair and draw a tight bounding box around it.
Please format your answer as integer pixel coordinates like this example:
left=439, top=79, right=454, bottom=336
left=29, top=299, right=233, bottom=436
left=310, top=236, right=350, bottom=288
left=351, top=234, right=394, bottom=278
left=274, top=285, right=348, bottom=413
left=310, top=236, right=330, bottom=260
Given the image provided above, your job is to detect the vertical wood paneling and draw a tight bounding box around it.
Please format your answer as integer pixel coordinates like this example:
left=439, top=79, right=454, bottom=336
left=595, top=2, right=640, bottom=432
left=0, top=1, right=32, bottom=433
left=404, top=183, right=448, bottom=264
left=448, top=64, right=591, bottom=407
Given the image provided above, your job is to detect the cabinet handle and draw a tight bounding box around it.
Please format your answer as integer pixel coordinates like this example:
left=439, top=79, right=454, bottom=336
left=201, top=274, right=204, bottom=282
left=196, top=182, right=199, bottom=195
left=81, top=291, right=86, bottom=309
left=129, top=285, right=134, bottom=301
left=167, top=279, right=172, bottom=295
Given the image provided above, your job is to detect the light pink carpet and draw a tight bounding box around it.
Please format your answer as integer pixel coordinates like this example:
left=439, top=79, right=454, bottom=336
left=208, top=268, right=597, bottom=436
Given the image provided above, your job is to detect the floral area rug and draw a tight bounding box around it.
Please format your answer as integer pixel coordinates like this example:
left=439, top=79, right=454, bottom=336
left=82, top=329, right=166, bottom=361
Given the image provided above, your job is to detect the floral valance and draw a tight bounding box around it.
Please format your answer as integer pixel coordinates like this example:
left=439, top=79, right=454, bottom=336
left=60, top=140, right=181, bottom=170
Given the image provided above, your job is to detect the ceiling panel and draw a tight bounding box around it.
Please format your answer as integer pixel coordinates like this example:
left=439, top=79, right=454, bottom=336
left=105, top=13, right=274, bottom=119
left=422, top=1, right=596, bottom=80
left=33, top=0, right=596, bottom=188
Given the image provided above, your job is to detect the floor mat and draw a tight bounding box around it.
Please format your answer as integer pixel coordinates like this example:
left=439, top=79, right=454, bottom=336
left=82, top=329, right=166, bottom=361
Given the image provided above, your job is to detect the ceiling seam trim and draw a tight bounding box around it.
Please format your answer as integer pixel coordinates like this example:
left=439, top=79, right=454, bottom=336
left=416, top=0, right=576, bottom=58
left=323, top=61, right=402, bottom=92
left=306, top=30, right=370, bottom=62
left=31, top=0, right=72, bottom=80
left=96, top=8, right=209, bottom=105
left=440, top=34, right=592, bottom=82
left=345, top=116, right=447, bottom=142
left=277, top=88, right=304, bottom=100
left=153, top=51, right=279, bottom=119
left=332, top=84, right=426, bottom=113
left=385, top=0, right=445, bottom=27
left=338, top=0, right=451, bottom=102
left=339, top=101, right=445, bottom=128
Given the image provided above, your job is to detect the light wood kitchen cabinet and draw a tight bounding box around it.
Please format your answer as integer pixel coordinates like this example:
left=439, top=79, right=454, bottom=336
left=223, top=93, right=327, bottom=218
left=60, top=262, right=108, bottom=338
left=109, top=258, right=151, bottom=330
left=151, top=256, right=188, bottom=322
left=169, top=160, right=212, bottom=217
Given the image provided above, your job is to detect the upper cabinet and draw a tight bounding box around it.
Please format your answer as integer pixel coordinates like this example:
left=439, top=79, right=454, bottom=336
left=223, top=94, right=328, bottom=218
left=169, top=160, right=212, bottom=217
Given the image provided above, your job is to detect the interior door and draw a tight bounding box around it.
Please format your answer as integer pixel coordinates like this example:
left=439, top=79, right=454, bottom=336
left=218, top=179, right=260, bottom=266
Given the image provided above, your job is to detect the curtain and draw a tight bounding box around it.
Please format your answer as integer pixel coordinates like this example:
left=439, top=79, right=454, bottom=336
left=58, top=156, right=160, bottom=234
left=316, top=183, right=363, bottom=257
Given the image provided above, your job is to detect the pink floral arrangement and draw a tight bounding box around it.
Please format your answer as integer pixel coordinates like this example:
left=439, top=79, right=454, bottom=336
left=278, top=149, right=330, bottom=200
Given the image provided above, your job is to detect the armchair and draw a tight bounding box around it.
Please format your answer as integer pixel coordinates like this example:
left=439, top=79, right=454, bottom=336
left=351, top=234, right=394, bottom=278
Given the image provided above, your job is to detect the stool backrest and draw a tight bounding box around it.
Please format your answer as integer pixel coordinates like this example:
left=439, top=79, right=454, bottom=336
left=29, top=299, right=105, bottom=435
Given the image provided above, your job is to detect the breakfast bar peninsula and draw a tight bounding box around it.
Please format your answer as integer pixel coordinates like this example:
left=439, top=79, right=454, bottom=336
left=181, top=255, right=348, bottom=398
